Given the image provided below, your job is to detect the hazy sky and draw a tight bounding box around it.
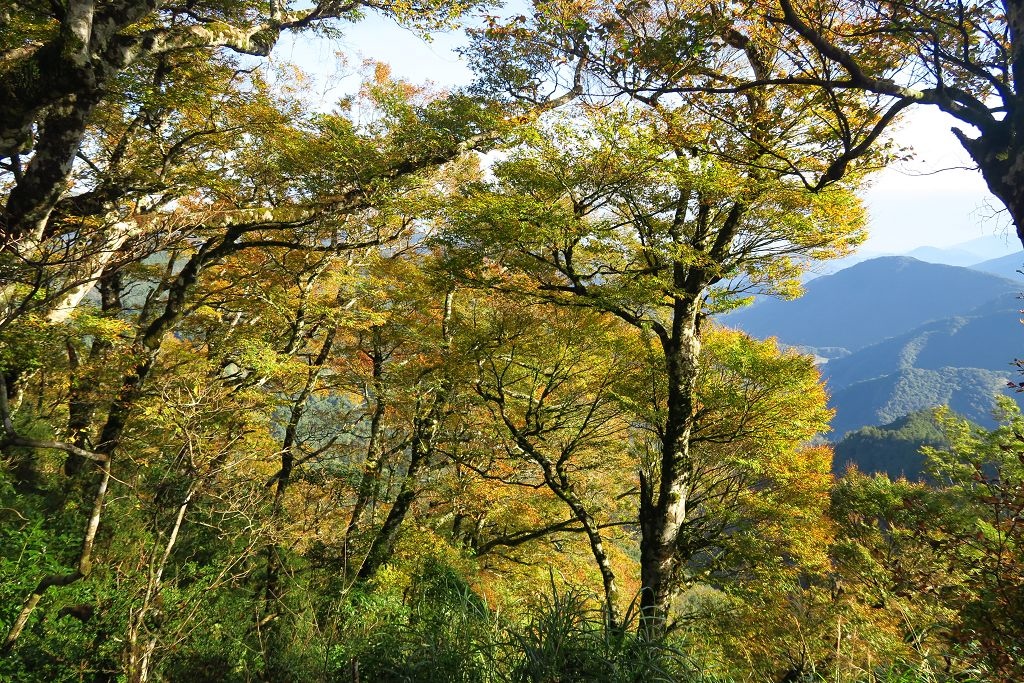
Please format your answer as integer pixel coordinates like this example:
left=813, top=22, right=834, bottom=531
left=861, top=108, right=1016, bottom=255
left=275, top=16, right=1017, bottom=258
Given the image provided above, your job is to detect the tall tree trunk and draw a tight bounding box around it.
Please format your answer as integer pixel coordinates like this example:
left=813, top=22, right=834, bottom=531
left=357, top=290, right=454, bottom=581
left=262, top=328, right=335, bottom=679
left=546, top=471, right=620, bottom=629
left=637, top=302, right=702, bottom=635
left=124, top=482, right=197, bottom=683
left=343, top=342, right=387, bottom=569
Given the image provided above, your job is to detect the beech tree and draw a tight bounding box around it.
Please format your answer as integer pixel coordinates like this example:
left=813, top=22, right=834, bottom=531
left=467, top=300, right=635, bottom=627
left=442, top=102, right=863, bottom=629
left=756, top=0, right=1024, bottom=245
left=922, top=401, right=1024, bottom=678
left=477, top=0, right=1024, bottom=245
left=0, top=63, right=495, bottom=658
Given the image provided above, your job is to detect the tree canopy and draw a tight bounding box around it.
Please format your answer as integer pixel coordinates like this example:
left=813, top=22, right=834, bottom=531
left=0, top=1, right=1019, bottom=681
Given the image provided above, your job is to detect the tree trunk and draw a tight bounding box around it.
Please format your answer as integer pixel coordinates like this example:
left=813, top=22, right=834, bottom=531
left=2, top=231, right=238, bottom=650
left=262, top=327, right=334, bottom=679
left=954, top=121, right=1024, bottom=249
left=549, top=480, right=620, bottom=629
left=343, top=345, right=387, bottom=570
left=637, top=303, right=702, bottom=635
left=65, top=272, right=122, bottom=476
left=357, top=291, right=454, bottom=581
left=125, top=483, right=196, bottom=683
left=356, top=430, right=430, bottom=582
left=2, top=95, right=98, bottom=247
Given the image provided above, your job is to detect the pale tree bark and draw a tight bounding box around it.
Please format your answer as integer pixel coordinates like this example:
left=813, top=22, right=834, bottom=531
left=44, top=220, right=145, bottom=324
left=124, top=481, right=197, bottom=683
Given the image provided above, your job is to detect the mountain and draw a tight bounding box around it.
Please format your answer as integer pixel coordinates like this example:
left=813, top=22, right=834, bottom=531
left=904, top=245, right=982, bottom=266
left=827, top=367, right=1014, bottom=437
left=800, top=249, right=891, bottom=281
left=971, top=251, right=1024, bottom=280
left=821, top=292, right=1024, bottom=391
left=819, top=291, right=1024, bottom=438
left=719, top=257, right=1022, bottom=353
left=951, top=234, right=1020, bottom=261
left=720, top=257, right=1024, bottom=445
left=904, top=235, right=1020, bottom=267
left=832, top=410, right=949, bottom=480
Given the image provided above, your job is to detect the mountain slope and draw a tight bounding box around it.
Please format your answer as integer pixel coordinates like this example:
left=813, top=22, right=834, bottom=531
left=971, top=251, right=1024, bottom=280
left=832, top=410, right=949, bottom=480
left=720, top=257, right=1022, bottom=352
left=827, top=367, right=1013, bottom=437
left=821, top=293, right=1024, bottom=391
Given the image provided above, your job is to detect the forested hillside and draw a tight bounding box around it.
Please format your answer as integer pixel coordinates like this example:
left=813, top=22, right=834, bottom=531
left=832, top=410, right=949, bottom=480
left=2, top=0, right=1023, bottom=682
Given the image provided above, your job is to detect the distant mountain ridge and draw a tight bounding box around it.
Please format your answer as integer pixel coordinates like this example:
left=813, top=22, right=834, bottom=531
left=720, top=256, right=1022, bottom=352
left=904, top=245, right=981, bottom=267
left=905, top=234, right=1019, bottom=266
left=801, top=235, right=1018, bottom=281
left=718, top=256, right=1024, bottom=444
left=821, top=292, right=1023, bottom=391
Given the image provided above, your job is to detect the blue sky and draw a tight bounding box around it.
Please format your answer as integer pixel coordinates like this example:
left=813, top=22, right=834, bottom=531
left=274, top=15, right=1017, bottom=258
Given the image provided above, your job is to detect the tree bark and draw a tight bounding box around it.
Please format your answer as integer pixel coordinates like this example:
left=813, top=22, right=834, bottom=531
left=355, top=418, right=433, bottom=581
left=357, top=290, right=455, bottom=581
left=953, top=120, right=1024, bottom=248
left=637, top=303, right=702, bottom=635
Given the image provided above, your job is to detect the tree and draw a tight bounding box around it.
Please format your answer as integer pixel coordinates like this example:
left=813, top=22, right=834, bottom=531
left=512, top=0, right=1024, bottom=246
left=468, top=0, right=899, bottom=195
left=623, top=326, right=836, bottom=680
left=467, top=297, right=636, bottom=627
left=472, top=0, right=1024, bottom=249
left=442, top=101, right=862, bottom=629
left=923, top=400, right=1024, bottom=678
left=752, top=0, right=1024, bottom=245
left=828, top=470, right=960, bottom=678
left=0, top=0, right=471, bottom=250
left=0, top=64, right=496, bottom=655
left=827, top=400, right=1024, bottom=681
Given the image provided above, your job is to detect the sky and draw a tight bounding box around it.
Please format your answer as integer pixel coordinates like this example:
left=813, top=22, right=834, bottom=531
left=860, top=108, right=1016, bottom=255
left=274, top=15, right=1018, bottom=259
